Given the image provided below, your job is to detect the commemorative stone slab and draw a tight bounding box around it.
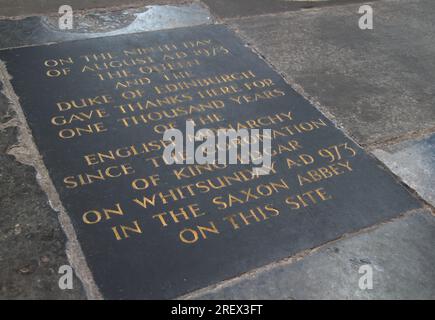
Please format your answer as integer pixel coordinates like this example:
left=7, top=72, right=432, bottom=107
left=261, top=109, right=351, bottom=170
left=0, top=25, right=422, bottom=299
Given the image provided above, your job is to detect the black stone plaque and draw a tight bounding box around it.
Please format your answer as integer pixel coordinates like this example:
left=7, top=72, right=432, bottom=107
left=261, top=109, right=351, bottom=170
left=0, top=25, right=421, bottom=299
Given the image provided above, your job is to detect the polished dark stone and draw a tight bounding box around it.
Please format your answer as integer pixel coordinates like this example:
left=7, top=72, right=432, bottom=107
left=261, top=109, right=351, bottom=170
left=0, top=25, right=422, bottom=299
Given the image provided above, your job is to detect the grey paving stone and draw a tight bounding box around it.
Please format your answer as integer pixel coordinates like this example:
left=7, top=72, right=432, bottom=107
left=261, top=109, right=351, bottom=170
left=230, top=0, right=435, bottom=145
left=0, top=126, right=86, bottom=299
left=0, top=82, right=14, bottom=124
left=0, top=3, right=212, bottom=49
left=202, top=0, right=376, bottom=19
left=188, top=210, right=435, bottom=299
left=1, top=23, right=424, bottom=298
left=0, top=0, right=189, bottom=17
left=0, top=53, right=86, bottom=299
left=373, top=134, right=435, bottom=207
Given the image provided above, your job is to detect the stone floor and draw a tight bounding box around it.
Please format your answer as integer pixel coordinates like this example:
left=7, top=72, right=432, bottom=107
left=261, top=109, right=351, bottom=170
left=0, top=0, right=434, bottom=299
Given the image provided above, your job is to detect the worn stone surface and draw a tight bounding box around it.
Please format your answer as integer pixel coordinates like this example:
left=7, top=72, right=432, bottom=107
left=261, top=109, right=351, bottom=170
left=373, top=134, right=435, bottom=207
left=0, top=0, right=434, bottom=300
left=0, top=1, right=212, bottom=301
left=202, top=0, right=376, bottom=19
left=1, top=23, right=424, bottom=299
left=0, top=82, right=13, bottom=123
left=0, top=0, right=191, bottom=17
left=0, top=119, right=86, bottom=299
left=229, top=0, right=435, bottom=145
left=187, top=209, right=435, bottom=299
left=0, top=3, right=212, bottom=49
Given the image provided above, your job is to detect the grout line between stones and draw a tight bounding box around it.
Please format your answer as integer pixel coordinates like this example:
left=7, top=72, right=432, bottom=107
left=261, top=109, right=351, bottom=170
left=224, top=20, right=433, bottom=211
left=0, top=3, right=432, bottom=299
left=179, top=206, right=429, bottom=299
left=176, top=21, right=435, bottom=299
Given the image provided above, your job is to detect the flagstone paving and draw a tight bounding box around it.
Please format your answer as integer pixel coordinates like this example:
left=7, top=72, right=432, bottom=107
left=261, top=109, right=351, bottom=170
left=228, top=0, right=435, bottom=146
left=0, top=0, right=434, bottom=299
left=187, top=209, right=435, bottom=299
left=372, top=134, right=435, bottom=207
